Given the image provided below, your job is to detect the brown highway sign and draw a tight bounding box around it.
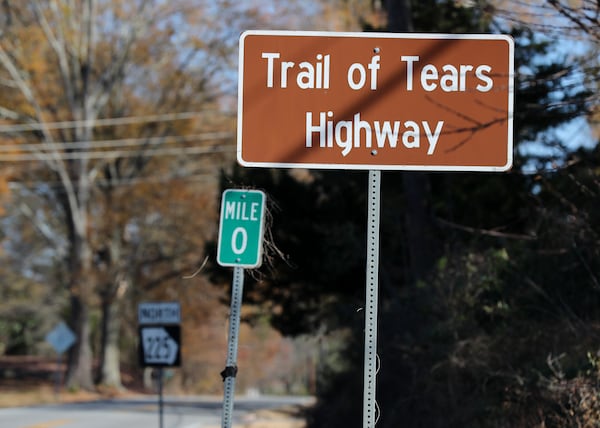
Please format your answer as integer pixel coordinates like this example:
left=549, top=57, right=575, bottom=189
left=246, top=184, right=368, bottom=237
left=237, top=30, right=514, bottom=171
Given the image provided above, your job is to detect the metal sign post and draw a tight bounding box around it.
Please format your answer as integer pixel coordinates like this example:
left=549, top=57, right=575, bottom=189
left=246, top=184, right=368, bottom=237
left=157, top=368, right=164, bottom=428
left=363, top=170, right=381, bottom=428
left=221, top=266, right=244, bottom=428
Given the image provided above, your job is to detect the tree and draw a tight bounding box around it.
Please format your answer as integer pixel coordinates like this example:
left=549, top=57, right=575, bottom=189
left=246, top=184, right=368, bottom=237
left=0, top=0, right=350, bottom=392
left=0, top=0, right=240, bottom=390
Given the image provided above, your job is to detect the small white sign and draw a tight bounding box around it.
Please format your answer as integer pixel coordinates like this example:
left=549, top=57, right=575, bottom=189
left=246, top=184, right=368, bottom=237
left=45, top=321, right=76, bottom=354
left=140, top=327, right=179, bottom=365
left=138, top=302, right=181, bottom=325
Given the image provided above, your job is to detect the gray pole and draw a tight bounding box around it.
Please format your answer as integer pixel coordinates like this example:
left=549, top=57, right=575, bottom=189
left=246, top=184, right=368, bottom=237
left=158, top=368, right=164, bottom=428
left=363, top=170, right=381, bottom=427
left=55, top=353, right=62, bottom=400
left=221, top=266, right=244, bottom=428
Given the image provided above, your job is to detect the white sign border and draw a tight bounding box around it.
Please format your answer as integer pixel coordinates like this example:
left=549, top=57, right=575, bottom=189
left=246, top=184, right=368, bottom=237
left=237, top=30, right=514, bottom=172
left=217, top=188, right=267, bottom=269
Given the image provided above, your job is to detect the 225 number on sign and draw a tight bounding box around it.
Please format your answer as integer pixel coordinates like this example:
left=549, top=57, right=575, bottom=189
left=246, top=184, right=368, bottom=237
left=139, top=326, right=181, bottom=367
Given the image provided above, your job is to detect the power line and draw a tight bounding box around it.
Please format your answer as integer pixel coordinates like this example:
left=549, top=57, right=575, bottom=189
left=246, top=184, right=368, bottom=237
left=0, top=111, right=234, bottom=133
left=0, top=143, right=236, bottom=161
left=0, top=131, right=234, bottom=151
left=8, top=171, right=221, bottom=190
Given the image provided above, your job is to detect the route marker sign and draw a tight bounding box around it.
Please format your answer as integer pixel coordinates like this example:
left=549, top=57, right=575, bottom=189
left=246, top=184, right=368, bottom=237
left=238, top=30, right=514, bottom=171
left=217, top=189, right=266, bottom=268
left=138, top=302, right=181, bottom=368
left=139, top=325, right=181, bottom=367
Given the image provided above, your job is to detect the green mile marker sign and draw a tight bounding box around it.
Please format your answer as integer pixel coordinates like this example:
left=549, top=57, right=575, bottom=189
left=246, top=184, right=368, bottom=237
left=217, top=189, right=266, bottom=268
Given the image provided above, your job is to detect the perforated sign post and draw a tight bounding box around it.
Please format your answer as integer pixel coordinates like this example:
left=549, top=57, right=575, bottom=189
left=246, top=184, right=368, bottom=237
left=217, top=189, right=266, bottom=428
left=237, top=30, right=514, bottom=428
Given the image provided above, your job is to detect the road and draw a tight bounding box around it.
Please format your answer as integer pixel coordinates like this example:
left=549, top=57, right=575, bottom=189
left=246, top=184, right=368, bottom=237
left=0, top=395, right=312, bottom=428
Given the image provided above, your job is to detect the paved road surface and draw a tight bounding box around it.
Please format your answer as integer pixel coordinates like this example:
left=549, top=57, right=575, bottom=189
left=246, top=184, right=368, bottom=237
left=0, top=395, right=312, bottom=428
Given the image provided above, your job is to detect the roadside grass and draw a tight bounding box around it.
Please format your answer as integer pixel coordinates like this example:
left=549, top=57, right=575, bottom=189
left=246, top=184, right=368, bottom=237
left=0, top=355, right=128, bottom=408
left=0, top=384, right=57, bottom=407
left=0, top=356, right=310, bottom=427
left=0, top=383, right=109, bottom=408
